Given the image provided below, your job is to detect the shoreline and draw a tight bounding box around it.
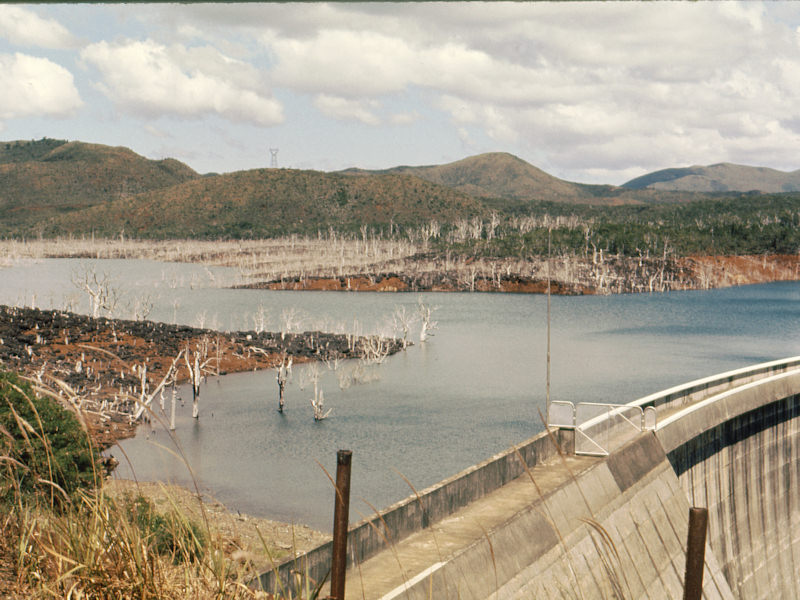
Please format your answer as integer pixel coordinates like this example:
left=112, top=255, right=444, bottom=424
left=235, top=254, right=800, bottom=295
left=3, top=239, right=800, bottom=295
left=0, top=305, right=403, bottom=452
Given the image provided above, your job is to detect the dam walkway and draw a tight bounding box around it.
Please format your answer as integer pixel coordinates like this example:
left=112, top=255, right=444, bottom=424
left=254, top=356, right=800, bottom=599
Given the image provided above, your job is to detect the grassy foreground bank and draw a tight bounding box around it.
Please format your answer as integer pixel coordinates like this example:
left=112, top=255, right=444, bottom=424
left=0, top=372, right=331, bottom=599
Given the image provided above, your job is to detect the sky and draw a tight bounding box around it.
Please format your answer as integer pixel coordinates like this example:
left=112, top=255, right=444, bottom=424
left=2, top=2, right=800, bottom=184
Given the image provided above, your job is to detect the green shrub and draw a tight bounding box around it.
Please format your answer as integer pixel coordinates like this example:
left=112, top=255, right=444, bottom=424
left=121, top=492, right=207, bottom=562
left=0, top=371, right=99, bottom=506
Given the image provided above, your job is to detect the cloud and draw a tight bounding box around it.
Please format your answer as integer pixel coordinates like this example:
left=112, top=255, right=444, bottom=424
left=0, top=52, right=82, bottom=120
left=6, top=2, right=800, bottom=180
left=251, top=2, right=800, bottom=179
left=0, top=6, right=79, bottom=49
left=144, top=124, right=169, bottom=139
left=389, top=112, right=419, bottom=126
left=81, top=39, right=284, bottom=126
left=313, top=95, right=380, bottom=125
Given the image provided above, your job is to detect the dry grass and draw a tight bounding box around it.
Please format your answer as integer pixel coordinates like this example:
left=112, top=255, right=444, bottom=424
left=0, top=375, right=330, bottom=599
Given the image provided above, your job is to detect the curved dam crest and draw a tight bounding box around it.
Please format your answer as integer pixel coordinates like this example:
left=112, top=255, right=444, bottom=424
left=254, top=358, right=800, bottom=599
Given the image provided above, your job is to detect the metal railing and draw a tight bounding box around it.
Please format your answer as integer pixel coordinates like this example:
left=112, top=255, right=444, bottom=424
left=575, top=403, right=649, bottom=456
left=548, top=400, right=576, bottom=428
left=548, top=400, right=657, bottom=456
left=546, top=356, right=800, bottom=456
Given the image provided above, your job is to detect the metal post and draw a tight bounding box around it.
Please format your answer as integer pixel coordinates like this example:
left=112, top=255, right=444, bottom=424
left=546, top=226, right=551, bottom=424
left=683, top=506, right=708, bottom=600
left=329, top=450, right=352, bottom=600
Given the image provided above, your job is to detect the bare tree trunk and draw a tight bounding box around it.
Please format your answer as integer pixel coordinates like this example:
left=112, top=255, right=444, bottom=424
left=170, top=382, right=177, bottom=431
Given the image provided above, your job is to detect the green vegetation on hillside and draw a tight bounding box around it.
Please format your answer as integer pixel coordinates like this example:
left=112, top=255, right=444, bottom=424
left=43, top=168, right=488, bottom=239
left=0, top=140, right=199, bottom=235
left=623, top=162, right=800, bottom=193
left=4, top=138, right=800, bottom=261
left=0, top=371, right=99, bottom=506
left=439, top=194, right=800, bottom=259
left=0, top=138, right=68, bottom=164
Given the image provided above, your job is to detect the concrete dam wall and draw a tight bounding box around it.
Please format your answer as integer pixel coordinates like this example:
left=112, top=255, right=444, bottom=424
left=253, top=358, right=800, bottom=599
left=663, top=372, right=800, bottom=599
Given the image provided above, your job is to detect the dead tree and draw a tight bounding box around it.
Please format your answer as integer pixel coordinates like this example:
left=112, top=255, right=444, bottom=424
left=252, top=303, right=270, bottom=334
left=360, top=335, right=392, bottom=364
left=311, top=389, right=332, bottom=421
left=132, top=293, right=154, bottom=321
left=392, top=305, right=417, bottom=349
left=276, top=354, right=292, bottom=413
left=183, top=342, right=213, bottom=419
left=418, top=297, right=438, bottom=342
left=301, top=363, right=332, bottom=421
left=72, top=266, right=121, bottom=318
left=131, top=349, right=185, bottom=423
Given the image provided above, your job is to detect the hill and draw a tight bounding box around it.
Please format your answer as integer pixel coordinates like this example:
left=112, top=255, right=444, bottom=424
left=0, top=138, right=199, bottom=234
left=622, top=162, right=800, bottom=193
left=44, top=168, right=487, bottom=239
left=341, top=152, right=626, bottom=204
left=4, top=138, right=797, bottom=240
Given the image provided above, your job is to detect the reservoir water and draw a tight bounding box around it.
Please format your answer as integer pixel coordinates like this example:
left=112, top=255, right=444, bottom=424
left=2, top=258, right=800, bottom=531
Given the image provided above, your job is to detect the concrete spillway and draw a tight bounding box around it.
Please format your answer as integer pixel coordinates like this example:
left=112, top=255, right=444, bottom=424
left=253, top=358, right=800, bottom=599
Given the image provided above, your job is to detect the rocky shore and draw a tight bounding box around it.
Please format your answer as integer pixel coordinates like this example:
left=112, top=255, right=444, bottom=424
left=0, top=305, right=403, bottom=451
left=239, top=272, right=595, bottom=294
left=237, top=254, right=800, bottom=295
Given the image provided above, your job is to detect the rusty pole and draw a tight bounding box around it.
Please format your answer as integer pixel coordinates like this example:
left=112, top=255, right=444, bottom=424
left=683, top=506, right=708, bottom=600
left=329, top=449, right=352, bottom=600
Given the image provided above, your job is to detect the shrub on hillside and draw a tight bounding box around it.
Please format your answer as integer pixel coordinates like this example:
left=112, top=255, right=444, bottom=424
left=0, top=371, right=99, bottom=506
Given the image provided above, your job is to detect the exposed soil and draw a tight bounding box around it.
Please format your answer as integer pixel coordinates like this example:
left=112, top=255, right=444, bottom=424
left=0, top=305, right=403, bottom=452
left=680, top=254, right=800, bottom=288
left=238, top=254, right=800, bottom=295
left=240, top=272, right=595, bottom=295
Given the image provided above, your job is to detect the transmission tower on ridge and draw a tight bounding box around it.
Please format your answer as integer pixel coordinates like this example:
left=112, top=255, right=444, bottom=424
left=269, top=148, right=279, bottom=168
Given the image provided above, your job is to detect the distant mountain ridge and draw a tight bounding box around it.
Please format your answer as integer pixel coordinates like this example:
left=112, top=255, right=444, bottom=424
left=623, top=162, right=800, bottom=193
left=340, top=152, right=608, bottom=202
left=2, top=137, right=798, bottom=239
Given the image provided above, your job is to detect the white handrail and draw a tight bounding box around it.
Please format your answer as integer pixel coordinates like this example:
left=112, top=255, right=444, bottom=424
left=628, top=355, right=800, bottom=411
left=655, top=368, right=800, bottom=431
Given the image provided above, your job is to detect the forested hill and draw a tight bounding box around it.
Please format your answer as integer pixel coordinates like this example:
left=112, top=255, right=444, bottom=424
left=4, top=138, right=800, bottom=250
left=623, top=162, right=800, bottom=193
left=338, top=152, right=682, bottom=207
left=44, top=168, right=487, bottom=239
left=340, top=152, right=612, bottom=202
left=0, top=138, right=199, bottom=233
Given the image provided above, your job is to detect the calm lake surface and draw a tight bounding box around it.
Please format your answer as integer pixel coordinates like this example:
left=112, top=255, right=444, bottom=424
left=2, top=258, right=800, bottom=531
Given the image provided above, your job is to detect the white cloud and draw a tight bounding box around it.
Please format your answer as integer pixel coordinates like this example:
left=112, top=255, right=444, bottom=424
left=0, top=52, right=82, bottom=120
left=0, top=6, right=78, bottom=49
left=253, top=2, right=800, bottom=179
left=5, top=2, right=800, bottom=180
left=144, top=124, right=168, bottom=139
left=390, top=112, right=419, bottom=126
left=81, top=39, right=284, bottom=126
left=272, top=30, right=414, bottom=97
left=313, top=95, right=380, bottom=125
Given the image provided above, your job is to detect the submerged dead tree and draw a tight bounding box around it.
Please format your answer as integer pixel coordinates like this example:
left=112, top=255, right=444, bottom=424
left=417, top=298, right=438, bottom=342
left=276, top=354, right=292, bottom=413
left=302, top=362, right=331, bottom=421
left=311, top=388, right=331, bottom=421
left=185, top=350, right=201, bottom=418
